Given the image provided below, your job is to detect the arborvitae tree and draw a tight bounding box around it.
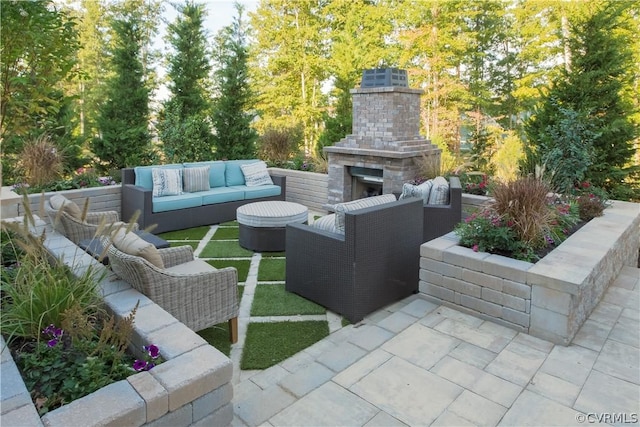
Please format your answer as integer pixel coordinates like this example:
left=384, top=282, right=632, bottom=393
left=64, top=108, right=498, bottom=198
left=158, top=1, right=213, bottom=162
left=0, top=0, right=80, bottom=184
left=211, top=3, right=257, bottom=160
left=92, top=16, right=152, bottom=173
left=525, top=1, right=638, bottom=199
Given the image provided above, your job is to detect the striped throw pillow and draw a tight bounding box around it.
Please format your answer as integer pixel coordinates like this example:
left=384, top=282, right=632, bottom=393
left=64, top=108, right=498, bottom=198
left=183, top=166, right=210, bottom=193
left=312, top=214, right=338, bottom=233
left=334, top=194, right=397, bottom=233
left=240, top=161, right=273, bottom=187
left=399, top=179, right=433, bottom=205
left=427, top=176, right=450, bottom=205
left=152, top=168, right=183, bottom=197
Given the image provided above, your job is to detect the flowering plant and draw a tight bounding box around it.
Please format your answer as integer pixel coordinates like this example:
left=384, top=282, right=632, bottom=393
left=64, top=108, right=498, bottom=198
left=455, top=177, right=581, bottom=262
left=133, top=344, right=163, bottom=371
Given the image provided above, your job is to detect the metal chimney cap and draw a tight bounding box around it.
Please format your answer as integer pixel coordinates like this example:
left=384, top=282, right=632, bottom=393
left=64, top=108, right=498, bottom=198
left=361, top=68, right=408, bottom=88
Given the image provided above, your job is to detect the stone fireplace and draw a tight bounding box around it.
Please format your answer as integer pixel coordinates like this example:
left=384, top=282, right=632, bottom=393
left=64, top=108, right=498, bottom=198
left=324, top=70, right=441, bottom=205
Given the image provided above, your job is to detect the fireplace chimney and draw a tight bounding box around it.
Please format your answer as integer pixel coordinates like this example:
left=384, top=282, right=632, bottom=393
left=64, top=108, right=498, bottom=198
left=324, top=69, right=441, bottom=205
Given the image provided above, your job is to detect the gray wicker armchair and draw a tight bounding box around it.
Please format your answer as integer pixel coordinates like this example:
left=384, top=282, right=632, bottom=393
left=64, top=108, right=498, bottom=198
left=45, top=194, right=138, bottom=244
left=285, top=197, right=424, bottom=324
left=102, top=236, right=239, bottom=342
left=422, top=176, right=462, bottom=243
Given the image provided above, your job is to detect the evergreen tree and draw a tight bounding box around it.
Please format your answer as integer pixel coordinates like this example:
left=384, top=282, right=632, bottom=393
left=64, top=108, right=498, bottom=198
left=211, top=3, right=257, bottom=160
left=525, top=1, right=638, bottom=199
left=158, top=1, right=213, bottom=162
left=92, top=16, right=152, bottom=172
left=0, top=0, right=80, bottom=184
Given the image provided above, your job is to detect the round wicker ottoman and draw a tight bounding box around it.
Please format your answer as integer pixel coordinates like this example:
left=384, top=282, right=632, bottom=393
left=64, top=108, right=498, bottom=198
left=236, top=201, right=308, bottom=251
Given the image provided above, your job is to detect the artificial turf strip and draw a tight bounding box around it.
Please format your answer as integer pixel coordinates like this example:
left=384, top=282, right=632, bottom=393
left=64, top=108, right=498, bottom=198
left=257, top=258, right=286, bottom=281
left=240, top=321, right=329, bottom=370
left=210, top=226, right=239, bottom=240
left=158, top=226, right=211, bottom=241
left=250, top=284, right=326, bottom=316
left=200, top=240, right=253, bottom=258
left=206, top=259, right=251, bottom=283
left=197, top=323, right=232, bottom=356
left=168, top=241, right=199, bottom=251
left=261, top=251, right=285, bottom=258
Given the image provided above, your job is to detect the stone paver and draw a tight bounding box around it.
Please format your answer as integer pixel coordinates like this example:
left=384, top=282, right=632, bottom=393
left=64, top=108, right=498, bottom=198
left=231, top=264, right=640, bottom=427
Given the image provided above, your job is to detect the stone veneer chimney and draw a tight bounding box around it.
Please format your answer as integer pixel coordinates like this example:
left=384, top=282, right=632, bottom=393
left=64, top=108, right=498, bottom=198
left=324, top=82, right=441, bottom=205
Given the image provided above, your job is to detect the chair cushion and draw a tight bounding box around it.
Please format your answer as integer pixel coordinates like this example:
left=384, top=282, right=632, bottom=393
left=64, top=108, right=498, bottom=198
left=240, top=161, right=273, bottom=187
left=164, top=259, right=215, bottom=275
left=312, top=213, right=338, bottom=233
left=334, top=194, right=397, bottom=233
left=111, top=229, right=164, bottom=269
left=399, top=180, right=433, bottom=205
left=238, top=184, right=281, bottom=200
left=182, top=166, right=210, bottom=193
left=49, top=194, right=82, bottom=219
left=152, top=193, right=203, bottom=213
left=427, top=176, right=450, bottom=205
left=152, top=168, right=183, bottom=197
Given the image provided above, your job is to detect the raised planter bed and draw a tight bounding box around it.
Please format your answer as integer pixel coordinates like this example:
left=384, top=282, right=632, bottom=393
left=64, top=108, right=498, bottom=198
left=419, top=199, right=640, bottom=345
left=0, top=217, right=234, bottom=426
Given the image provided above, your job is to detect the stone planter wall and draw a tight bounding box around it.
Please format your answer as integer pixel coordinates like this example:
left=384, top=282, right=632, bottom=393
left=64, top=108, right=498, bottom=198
left=0, top=219, right=234, bottom=426
left=420, top=200, right=640, bottom=345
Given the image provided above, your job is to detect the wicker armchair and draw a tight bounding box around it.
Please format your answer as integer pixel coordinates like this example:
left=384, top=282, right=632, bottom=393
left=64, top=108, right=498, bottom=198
left=285, top=197, right=424, bottom=324
left=45, top=194, right=138, bottom=244
left=423, top=176, right=462, bottom=243
left=102, top=237, right=239, bottom=341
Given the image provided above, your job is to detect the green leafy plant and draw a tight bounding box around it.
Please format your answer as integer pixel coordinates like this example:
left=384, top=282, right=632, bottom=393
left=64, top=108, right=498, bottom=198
left=257, top=126, right=302, bottom=166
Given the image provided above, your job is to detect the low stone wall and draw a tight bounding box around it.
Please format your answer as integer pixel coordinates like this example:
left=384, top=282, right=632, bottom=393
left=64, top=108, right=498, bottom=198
left=0, top=218, right=234, bottom=426
left=420, top=199, right=640, bottom=345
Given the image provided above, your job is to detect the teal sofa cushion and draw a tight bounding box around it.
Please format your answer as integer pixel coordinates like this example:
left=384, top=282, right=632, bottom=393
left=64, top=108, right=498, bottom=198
left=200, top=187, right=246, bottom=204
left=135, top=164, right=182, bottom=190
left=236, top=185, right=282, bottom=200
left=152, top=193, right=202, bottom=213
left=225, top=160, right=260, bottom=186
left=183, top=161, right=226, bottom=188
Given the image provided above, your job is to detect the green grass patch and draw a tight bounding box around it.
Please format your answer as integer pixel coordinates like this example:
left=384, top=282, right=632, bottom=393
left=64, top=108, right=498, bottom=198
left=158, top=226, right=210, bottom=241
left=240, top=321, right=329, bottom=370
left=220, top=220, right=238, bottom=226
left=200, top=240, right=253, bottom=258
left=210, top=226, right=239, bottom=240
left=206, top=259, right=251, bottom=282
left=261, top=251, right=285, bottom=258
left=257, top=258, right=285, bottom=281
left=251, top=284, right=325, bottom=316
left=197, top=322, right=232, bottom=356
left=169, top=241, right=199, bottom=251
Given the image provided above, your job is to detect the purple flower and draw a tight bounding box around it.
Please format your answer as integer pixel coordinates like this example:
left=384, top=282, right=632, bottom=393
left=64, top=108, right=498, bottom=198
left=47, top=339, right=58, bottom=348
left=472, top=244, right=479, bottom=252
left=133, top=360, right=148, bottom=371
left=144, top=344, right=160, bottom=359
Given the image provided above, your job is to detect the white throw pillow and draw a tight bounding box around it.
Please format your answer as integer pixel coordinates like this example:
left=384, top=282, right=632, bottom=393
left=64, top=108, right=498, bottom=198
left=334, top=194, right=397, bottom=233
left=152, top=168, right=183, bottom=197
left=399, top=179, right=433, bottom=205
left=240, top=161, right=273, bottom=187
left=183, top=166, right=210, bottom=193
left=111, top=228, right=164, bottom=269
left=427, top=176, right=450, bottom=205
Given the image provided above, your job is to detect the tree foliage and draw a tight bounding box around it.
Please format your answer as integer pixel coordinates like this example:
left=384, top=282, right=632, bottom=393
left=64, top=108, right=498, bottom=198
left=91, top=15, right=153, bottom=172
left=158, top=0, right=214, bottom=162
left=525, top=1, right=639, bottom=199
left=211, top=3, right=257, bottom=160
left=0, top=0, right=80, bottom=184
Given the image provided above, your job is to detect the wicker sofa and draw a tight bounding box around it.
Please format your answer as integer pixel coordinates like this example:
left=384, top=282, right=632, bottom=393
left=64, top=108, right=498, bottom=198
left=285, top=197, right=424, bottom=323
left=121, top=160, right=286, bottom=234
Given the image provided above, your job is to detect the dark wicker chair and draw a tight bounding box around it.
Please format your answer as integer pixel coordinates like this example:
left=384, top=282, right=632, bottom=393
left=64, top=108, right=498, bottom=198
left=285, top=197, right=424, bottom=323
left=422, top=176, right=462, bottom=243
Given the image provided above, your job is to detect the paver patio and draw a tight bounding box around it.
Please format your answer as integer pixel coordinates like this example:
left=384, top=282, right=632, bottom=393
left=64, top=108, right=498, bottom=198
left=231, top=264, right=640, bottom=426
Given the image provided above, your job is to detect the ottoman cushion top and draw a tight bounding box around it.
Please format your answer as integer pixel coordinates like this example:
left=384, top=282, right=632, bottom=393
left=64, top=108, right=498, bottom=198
left=237, top=201, right=308, bottom=228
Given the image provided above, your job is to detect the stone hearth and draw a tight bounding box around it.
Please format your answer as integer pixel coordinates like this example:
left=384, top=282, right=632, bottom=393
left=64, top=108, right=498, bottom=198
left=325, top=85, right=440, bottom=205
